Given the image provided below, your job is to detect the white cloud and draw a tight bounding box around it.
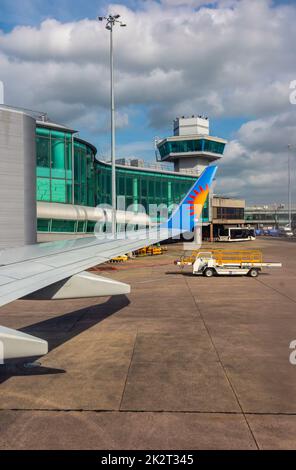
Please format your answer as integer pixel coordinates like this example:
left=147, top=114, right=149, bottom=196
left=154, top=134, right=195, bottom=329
left=0, top=0, right=296, bottom=202
left=1, top=0, right=295, bottom=121
left=216, top=110, right=296, bottom=203
left=160, top=0, right=213, bottom=6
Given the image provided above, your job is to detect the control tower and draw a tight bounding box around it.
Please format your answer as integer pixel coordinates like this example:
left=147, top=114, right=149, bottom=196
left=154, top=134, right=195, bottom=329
left=156, top=116, right=227, bottom=175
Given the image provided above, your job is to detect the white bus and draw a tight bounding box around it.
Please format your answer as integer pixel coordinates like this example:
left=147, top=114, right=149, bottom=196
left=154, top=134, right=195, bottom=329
left=218, top=227, right=256, bottom=242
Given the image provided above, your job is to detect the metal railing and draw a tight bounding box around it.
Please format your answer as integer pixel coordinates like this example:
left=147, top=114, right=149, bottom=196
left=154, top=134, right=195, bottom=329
left=0, top=104, right=48, bottom=121
left=98, top=157, right=199, bottom=175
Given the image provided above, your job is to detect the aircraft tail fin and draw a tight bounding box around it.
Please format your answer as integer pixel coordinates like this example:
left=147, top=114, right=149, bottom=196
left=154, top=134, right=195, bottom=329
left=164, top=165, right=217, bottom=233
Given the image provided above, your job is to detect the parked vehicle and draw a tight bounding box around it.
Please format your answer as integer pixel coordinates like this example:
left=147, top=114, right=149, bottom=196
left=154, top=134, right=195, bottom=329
left=279, top=227, right=294, bottom=237
left=218, top=227, right=256, bottom=242
left=175, top=249, right=282, bottom=277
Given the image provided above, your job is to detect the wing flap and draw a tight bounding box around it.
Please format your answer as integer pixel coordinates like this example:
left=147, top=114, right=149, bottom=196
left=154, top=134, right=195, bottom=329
left=0, top=260, right=54, bottom=280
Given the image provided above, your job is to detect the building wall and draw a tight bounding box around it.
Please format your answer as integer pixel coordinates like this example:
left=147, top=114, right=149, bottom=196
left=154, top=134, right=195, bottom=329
left=245, top=206, right=296, bottom=228
left=0, top=108, right=36, bottom=248
left=212, top=196, right=245, bottom=224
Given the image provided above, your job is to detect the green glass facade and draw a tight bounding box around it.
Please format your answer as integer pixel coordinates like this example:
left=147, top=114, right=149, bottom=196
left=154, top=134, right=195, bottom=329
left=158, top=139, right=225, bottom=159
left=36, top=126, right=97, bottom=206
left=36, top=127, right=73, bottom=204
left=96, top=162, right=209, bottom=222
left=74, top=140, right=96, bottom=207
left=36, top=124, right=209, bottom=233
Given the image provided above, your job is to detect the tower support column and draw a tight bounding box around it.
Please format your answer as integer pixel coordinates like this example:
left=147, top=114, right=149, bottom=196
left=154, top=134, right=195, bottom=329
left=210, top=223, right=214, bottom=242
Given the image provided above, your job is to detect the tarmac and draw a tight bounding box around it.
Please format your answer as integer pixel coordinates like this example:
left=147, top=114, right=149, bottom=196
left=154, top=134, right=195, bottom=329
left=0, top=237, right=296, bottom=450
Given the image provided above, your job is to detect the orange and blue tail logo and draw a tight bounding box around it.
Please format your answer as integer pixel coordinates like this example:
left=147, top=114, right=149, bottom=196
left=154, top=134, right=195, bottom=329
left=165, top=165, right=217, bottom=232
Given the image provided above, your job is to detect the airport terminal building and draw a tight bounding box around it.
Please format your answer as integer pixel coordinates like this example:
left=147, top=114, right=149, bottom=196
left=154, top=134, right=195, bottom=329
left=0, top=105, right=245, bottom=247
left=245, top=204, right=296, bottom=230
left=35, top=120, right=203, bottom=238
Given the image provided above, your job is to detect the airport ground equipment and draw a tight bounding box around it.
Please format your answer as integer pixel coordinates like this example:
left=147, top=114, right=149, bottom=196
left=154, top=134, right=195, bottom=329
left=109, top=255, right=129, bottom=263
left=133, top=247, right=148, bottom=257
left=134, top=244, right=165, bottom=257
left=147, top=244, right=163, bottom=256
left=174, top=249, right=282, bottom=277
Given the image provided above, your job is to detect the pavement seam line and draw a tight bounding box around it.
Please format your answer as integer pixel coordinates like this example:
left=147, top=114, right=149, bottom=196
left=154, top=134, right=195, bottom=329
left=256, top=277, right=296, bottom=304
left=184, top=275, right=260, bottom=450
left=2, top=409, right=296, bottom=416
left=119, top=329, right=138, bottom=411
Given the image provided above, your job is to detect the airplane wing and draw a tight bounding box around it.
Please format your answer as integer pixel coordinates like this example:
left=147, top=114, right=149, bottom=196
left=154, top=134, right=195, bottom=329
left=0, top=166, right=217, bottom=362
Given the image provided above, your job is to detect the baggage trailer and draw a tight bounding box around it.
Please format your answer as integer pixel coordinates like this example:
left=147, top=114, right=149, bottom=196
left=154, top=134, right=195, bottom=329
left=174, top=249, right=282, bottom=277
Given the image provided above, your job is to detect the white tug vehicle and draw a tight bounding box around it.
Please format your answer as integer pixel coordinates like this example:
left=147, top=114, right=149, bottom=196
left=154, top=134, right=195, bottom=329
left=175, top=249, right=282, bottom=277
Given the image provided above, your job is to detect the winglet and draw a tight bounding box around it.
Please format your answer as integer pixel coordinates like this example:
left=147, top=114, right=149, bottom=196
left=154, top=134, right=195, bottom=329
left=0, top=326, right=48, bottom=363
left=165, top=165, right=217, bottom=233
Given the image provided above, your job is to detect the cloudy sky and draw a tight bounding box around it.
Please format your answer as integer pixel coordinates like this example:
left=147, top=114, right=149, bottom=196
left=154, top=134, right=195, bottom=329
left=0, top=0, right=296, bottom=204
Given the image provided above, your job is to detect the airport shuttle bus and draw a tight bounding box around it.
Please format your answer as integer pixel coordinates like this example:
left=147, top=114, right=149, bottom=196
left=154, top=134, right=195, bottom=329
left=218, top=227, right=256, bottom=242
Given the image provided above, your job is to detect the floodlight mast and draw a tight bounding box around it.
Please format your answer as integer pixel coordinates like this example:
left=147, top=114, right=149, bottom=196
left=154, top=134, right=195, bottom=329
left=287, top=144, right=295, bottom=229
left=98, top=14, right=126, bottom=236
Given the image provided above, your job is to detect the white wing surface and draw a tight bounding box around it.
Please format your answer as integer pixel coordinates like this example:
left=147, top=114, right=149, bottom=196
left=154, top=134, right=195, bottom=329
left=0, top=166, right=217, bottom=361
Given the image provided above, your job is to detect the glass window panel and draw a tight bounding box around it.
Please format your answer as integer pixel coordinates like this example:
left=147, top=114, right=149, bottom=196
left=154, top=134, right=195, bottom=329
left=106, top=172, right=111, bottom=194
left=88, top=165, right=94, bottom=202
left=51, top=138, right=66, bottom=178
left=158, top=139, right=204, bottom=157
left=74, top=184, right=81, bottom=204
left=158, top=144, right=166, bottom=158
left=118, top=176, right=125, bottom=194
left=74, top=147, right=81, bottom=183
left=126, top=196, right=133, bottom=209
left=66, top=181, right=72, bottom=204
left=81, top=150, right=87, bottom=184
left=51, top=220, right=76, bottom=232
left=37, top=167, right=50, bottom=178
left=66, top=141, right=72, bottom=178
left=36, top=128, right=50, bottom=137
left=87, top=181, right=94, bottom=207
left=87, top=221, right=96, bottom=233
left=51, top=130, right=70, bottom=139
left=51, top=179, right=66, bottom=203
left=216, top=207, right=244, bottom=220
left=37, top=177, right=50, bottom=201
left=141, top=178, right=147, bottom=197
left=77, top=221, right=86, bottom=232
left=148, top=179, right=155, bottom=196
left=37, top=219, right=50, bottom=232
left=126, top=177, right=133, bottom=195
left=36, top=136, right=50, bottom=168
left=80, top=183, right=87, bottom=205
left=203, top=140, right=225, bottom=154
left=155, top=180, right=161, bottom=196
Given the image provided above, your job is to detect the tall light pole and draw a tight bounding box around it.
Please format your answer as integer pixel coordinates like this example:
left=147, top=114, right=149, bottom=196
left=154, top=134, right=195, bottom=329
left=287, top=145, right=294, bottom=229
left=98, top=14, right=126, bottom=236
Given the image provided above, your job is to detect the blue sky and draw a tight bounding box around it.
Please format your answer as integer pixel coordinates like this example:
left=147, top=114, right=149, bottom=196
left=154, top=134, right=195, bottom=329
left=0, top=0, right=135, bottom=31
left=0, top=0, right=293, bottom=29
left=0, top=0, right=295, bottom=202
left=0, top=0, right=262, bottom=147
